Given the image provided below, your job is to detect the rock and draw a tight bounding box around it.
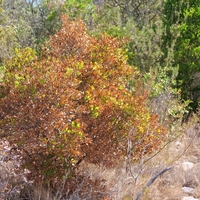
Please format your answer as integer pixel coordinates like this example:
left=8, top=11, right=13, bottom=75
left=182, top=186, right=195, bottom=193
left=182, top=197, right=199, bottom=200
left=182, top=162, right=194, bottom=171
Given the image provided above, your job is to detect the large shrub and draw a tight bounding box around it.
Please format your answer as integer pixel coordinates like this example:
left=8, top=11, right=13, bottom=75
left=0, top=15, right=166, bottom=187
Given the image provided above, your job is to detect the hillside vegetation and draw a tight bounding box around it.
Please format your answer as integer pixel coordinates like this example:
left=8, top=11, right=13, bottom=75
left=0, top=0, right=200, bottom=199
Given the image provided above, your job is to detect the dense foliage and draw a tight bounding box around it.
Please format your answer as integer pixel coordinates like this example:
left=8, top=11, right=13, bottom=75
left=0, top=0, right=17, bottom=65
left=1, top=0, right=200, bottom=198
left=0, top=15, right=166, bottom=187
left=163, top=0, right=200, bottom=109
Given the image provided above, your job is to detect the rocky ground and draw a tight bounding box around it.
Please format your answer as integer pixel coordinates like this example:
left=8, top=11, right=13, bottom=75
left=75, top=122, right=200, bottom=200
left=143, top=123, right=200, bottom=200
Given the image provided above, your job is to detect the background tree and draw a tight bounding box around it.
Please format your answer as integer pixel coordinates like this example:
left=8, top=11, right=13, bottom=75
left=163, top=0, right=200, bottom=109
left=61, top=0, right=122, bottom=35
left=1, top=0, right=65, bottom=49
left=0, top=0, right=18, bottom=65
left=104, top=0, right=164, bottom=27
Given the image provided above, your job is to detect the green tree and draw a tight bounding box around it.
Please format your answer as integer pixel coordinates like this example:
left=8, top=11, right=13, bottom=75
left=29, top=0, right=65, bottom=44
left=104, top=0, right=164, bottom=27
left=163, top=0, right=200, bottom=109
left=62, top=0, right=117, bottom=34
left=0, top=0, right=18, bottom=65
left=2, top=0, right=65, bottom=48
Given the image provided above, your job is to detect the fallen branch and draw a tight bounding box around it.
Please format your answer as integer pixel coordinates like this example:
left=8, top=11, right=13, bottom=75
left=135, top=166, right=173, bottom=200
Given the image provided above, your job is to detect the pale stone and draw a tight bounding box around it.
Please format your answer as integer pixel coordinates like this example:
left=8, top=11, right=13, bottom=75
left=182, top=186, right=195, bottom=193
left=182, top=161, right=194, bottom=171
left=182, top=197, right=199, bottom=200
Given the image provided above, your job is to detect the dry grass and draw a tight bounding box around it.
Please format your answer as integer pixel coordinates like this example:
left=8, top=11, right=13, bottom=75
left=73, top=114, right=200, bottom=200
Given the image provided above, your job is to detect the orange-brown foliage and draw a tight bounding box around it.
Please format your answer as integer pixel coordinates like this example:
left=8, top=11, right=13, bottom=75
left=0, top=15, right=167, bottom=187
